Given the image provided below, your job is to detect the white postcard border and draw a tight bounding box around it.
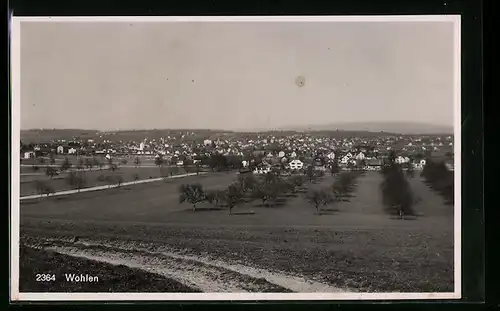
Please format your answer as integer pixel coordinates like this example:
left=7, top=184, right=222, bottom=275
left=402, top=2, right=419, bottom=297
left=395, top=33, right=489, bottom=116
left=10, top=15, right=462, bottom=302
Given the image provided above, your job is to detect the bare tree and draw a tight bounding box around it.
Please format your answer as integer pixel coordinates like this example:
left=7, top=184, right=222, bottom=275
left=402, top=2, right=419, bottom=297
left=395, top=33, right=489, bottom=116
left=60, top=157, right=72, bottom=172
left=45, top=167, right=58, bottom=179
left=49, top=153, right=56, bottom=166
left=223, top=183, right=245, bottom=215
left=134, top=156, right=141, bottom=168
left=306, top=189, right=333, bottom=213
left=179, top=184, right=206, bottom=212
left=132, top=173, right=140, bottom=184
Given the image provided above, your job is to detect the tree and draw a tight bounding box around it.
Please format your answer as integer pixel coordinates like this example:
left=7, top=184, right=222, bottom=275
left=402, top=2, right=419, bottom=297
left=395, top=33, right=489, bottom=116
left=67, top=172, right=86, bottom=192
left=238, top=174, right=257, bottom=193
left=420, top=159, right=454, bottom=205
left=347, top=161, right=356, bottom=171
left=332, top=171, right=358, bottom=202
left=195, top=162, right=201, bottom=175
left=34, top=180, right=48, bottom=196
left=34, top=180, right=55, bottom=197
left=306, top=165, right=316, bottom=183
left=38, top=157, right=46, bottom=166
left=380, top=163, right=415, bottom=219
left=356, top=159, right=366, bottom=170
left=263, top=171, right=277, bottom=184
left=92, top=157, right=100, bottom=169
left=132, top=173, right=140, bottom=184
left=406, top=162, right=415, bottom=178
left=85, top=158, right=92, bottom=170
left=45, top=167, right=58, bottom=179
left=116, top=175, right=124, bottom=188
left=76, top=158, right=85, bottom=171
left=183, top=158, right=193, bottom=173
left=49, top=154, right=56, bottom=165
left=205, top=189, right=224, bottom=207
left=179, top=184, right=206, bottom=212
left=330, top=161, right=340, bottom=176
left=290, top=175, right=305, bottom=193
left=209, top=154, right=228, bottom=171
left=223, top=183, right=245, bottom=215
left=306, top=189, right=333, bottom=213
left=155, top=156, right=164, bottom=175
left=121, top=159, right=128, bottom=166
left=104, top=175, right=114, bottom=188
left=251, top=182, right=276, bottom=207
left=134, top=156, right=141, bottom=168
left=60, top=157, right=72, bottom=172
left=109, top=163, right=119, bottom=172
left=41, top=184, right=55, bottom=197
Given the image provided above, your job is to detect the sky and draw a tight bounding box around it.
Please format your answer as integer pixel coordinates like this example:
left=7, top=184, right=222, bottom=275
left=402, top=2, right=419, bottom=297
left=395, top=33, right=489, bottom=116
left=20, top=20, right=456, bottom=131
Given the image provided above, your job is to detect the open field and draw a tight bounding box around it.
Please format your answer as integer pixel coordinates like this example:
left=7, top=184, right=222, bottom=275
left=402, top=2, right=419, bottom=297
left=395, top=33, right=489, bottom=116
left=20, top=155, right=169, bottom=167
left=19, top=171, right=454, bottom=293
left=19, top=166, right=201, bottom=196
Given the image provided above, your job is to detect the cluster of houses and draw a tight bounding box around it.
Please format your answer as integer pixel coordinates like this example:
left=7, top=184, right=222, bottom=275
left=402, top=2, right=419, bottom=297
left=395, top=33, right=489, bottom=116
left=20, top=132, right=454, bottom=172
left=249, top=149, right=434, bottom=175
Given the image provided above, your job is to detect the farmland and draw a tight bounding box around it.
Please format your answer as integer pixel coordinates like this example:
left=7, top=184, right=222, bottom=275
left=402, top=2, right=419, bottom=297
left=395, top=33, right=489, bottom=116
left=19, top=155, right=202, bottom=196
left=19, top=169, right=454, bottom=293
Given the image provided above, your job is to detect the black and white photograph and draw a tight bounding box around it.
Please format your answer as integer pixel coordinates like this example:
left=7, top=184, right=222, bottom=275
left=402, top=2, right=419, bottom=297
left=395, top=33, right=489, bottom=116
left=10, top=16, right=461, bottom=301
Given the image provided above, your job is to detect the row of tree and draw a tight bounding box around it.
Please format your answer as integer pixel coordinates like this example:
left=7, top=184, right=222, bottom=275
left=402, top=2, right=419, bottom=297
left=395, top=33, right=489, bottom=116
left=420, top=159, right=454, bottom=205
left=179, top=173, right=308, bottom=215
left=178, top=169, right=363, bottom=215
left=305, top=171, right=363, bottom=213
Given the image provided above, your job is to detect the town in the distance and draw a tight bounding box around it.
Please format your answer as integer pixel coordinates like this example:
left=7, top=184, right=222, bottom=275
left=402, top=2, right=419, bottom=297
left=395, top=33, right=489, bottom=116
left=20, top=128, right=454, bottom=174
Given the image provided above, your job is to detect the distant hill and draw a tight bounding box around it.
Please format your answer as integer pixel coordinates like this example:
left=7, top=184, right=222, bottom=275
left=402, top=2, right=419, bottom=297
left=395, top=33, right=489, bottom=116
left=279, top=122, right=454, bottom=135
left=20, top=123, right=453, bottom=144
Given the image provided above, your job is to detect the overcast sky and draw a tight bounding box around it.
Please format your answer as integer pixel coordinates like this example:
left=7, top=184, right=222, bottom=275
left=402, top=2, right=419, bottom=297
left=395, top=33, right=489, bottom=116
left=20, top=20, right=456, bottom=131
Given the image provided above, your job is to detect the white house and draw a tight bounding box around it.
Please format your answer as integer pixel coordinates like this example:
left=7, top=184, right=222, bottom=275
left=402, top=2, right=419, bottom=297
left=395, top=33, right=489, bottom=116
left=327, top=152, right=336, bottom=160
left=278, top=151, right=285, bottom=158
left=68, top=148, right=77, bottom=154
left=242, top=160, right=249, bottom=168
left=395, top=156, right=406, bottom=164
left=56, top=146, right=64, bottom=154
left=355, top=152, right=365, bottom=160
left=288, top=159, right=304, bottom=170
left=253, top=166, right=271, bottom=175
left=24, top=151, right=35, bottom=159
left=340, top=155, right=351, bottom=165
left=203, top=139, right=212, bottom=146
left=290, top=151, right=297, bottom=158
left=105, top=154, right=111, bottom=160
